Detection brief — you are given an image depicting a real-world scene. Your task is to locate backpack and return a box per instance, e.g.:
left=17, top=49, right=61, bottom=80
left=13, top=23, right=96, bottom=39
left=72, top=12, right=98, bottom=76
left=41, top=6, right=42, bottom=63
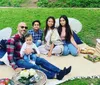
left=0, top=39, right=7, bottom=51
left=0, top=39, right=7, bottom=65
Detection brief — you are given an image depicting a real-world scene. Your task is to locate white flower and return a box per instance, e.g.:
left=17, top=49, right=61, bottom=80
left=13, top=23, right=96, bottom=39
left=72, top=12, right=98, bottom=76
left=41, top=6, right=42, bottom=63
left=19, top=70, right=29, bottom=78
left=29, top=69, right=36, bottom=76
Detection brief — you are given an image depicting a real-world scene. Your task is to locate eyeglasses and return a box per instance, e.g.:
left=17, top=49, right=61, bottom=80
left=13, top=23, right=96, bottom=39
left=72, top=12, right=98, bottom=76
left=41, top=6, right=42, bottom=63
left=20, top=26, right=28, bottom=29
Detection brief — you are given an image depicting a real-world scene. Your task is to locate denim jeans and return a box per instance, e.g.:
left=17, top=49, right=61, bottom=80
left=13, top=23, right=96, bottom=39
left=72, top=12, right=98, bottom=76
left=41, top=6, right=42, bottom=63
left=16, top=57, right=60, bottom=79
left=62, top=40, right=78, bottom=56
left=24, top=54, right=37, bottom=62
left=35, top=40, right=42, bottom=47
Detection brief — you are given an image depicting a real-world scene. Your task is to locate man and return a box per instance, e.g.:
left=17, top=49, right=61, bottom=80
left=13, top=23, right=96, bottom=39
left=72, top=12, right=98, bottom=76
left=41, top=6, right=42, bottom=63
left=6, top=22, right=28, bottom=72
left=28, top=20, right=43, bottom=47
left=6, top=22, right=71, bottom=80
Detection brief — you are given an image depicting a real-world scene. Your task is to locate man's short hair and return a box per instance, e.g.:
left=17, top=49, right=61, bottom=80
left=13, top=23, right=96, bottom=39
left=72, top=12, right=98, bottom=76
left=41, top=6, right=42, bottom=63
left=32, top=20, right=41, bottom=26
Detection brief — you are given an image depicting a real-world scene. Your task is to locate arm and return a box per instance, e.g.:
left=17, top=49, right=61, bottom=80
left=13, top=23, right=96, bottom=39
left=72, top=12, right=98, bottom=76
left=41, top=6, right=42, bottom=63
left=6, top=38, right=18, bottom=70
left=48, top=43, right=54, bottom=57
left=70, top=36, right=80, bottom=53
left=20, top=43, right=26, bottom=57
left=33, top=44, right=40, bottom=55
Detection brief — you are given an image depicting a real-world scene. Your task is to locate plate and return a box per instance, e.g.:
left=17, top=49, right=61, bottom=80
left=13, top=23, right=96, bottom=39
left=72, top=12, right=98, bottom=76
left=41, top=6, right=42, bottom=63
left=12, top=70, right=47, bottom=85
left=0, top=78, right=14, bottom=85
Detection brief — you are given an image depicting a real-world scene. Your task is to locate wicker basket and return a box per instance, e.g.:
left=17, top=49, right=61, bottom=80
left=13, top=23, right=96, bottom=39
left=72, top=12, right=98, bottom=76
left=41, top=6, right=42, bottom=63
left=12, top=70, right=47, bottom=85
left=96, top=39, right=100, bottom=54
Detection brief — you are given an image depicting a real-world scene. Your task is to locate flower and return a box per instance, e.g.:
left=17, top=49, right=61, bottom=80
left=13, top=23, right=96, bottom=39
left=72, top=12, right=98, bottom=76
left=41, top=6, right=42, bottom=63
left=19, top=70, right=29, bottom=78
left=29, top=69, right=36, bottom=76
left=18, top=69, right=39, bottom=84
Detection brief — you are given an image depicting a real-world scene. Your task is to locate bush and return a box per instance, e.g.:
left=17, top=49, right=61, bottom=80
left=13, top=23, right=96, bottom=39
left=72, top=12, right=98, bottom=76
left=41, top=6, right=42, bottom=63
left=0, top=0, right=25, bottom=7
left=37, top=0, right=100, bottom=8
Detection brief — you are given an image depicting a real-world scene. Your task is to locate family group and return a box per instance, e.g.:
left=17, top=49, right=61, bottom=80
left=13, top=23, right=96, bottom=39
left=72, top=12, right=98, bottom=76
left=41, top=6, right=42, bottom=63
left=0, top=15, right=82, bottom=80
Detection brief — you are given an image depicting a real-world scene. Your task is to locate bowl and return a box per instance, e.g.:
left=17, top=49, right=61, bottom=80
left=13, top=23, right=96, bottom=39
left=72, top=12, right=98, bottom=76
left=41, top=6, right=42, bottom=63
left=12, top=70, right=47, bottom=85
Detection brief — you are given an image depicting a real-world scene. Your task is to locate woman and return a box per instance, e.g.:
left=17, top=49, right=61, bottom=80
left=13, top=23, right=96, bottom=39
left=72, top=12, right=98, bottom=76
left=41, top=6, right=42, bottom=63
left=57, top=15, right=80, bottom=56
left=38, top=16, right=63, bottom=57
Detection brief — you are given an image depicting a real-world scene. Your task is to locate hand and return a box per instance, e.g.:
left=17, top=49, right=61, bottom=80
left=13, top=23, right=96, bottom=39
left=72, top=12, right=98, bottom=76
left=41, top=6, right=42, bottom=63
left=77, top=47, right=80, bottom=54
left=24, top=48, right=33, bottom=54
left=15, top=68, right=25, bottom=73
left=48, top=52, right=52, bottom=57
left=37, top=54, right=40, bottom=57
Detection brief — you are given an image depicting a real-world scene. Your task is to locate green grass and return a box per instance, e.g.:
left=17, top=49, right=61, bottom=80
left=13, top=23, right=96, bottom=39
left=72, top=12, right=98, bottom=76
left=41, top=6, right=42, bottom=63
left=0, top=8, right=100, bottom=46
left=59, top=78, right=100, bottom=85
left=0, top=8, right=100, bottom=85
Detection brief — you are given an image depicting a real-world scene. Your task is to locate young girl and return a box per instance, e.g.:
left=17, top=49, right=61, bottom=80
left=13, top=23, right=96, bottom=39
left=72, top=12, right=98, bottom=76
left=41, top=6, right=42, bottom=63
left=38, top=16, right=63, bottom=57
left=57, top=15, right=80, bottom=56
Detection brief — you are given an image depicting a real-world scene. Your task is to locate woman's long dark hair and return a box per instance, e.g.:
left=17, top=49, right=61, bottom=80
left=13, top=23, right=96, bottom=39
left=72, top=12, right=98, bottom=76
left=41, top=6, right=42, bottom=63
left=44, top=16, right=55, bottom=39
left=58, top=15, right=72, bottom=42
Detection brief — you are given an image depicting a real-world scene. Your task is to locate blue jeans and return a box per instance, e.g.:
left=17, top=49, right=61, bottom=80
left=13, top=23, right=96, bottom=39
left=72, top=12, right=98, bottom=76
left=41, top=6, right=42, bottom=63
left=24, top=54, right=37, bottom=62
left=16, top=57, right=60, bottom=79
left=35, top=40, right=42, bottom=47
left=62, top=41, right=78, bottom=56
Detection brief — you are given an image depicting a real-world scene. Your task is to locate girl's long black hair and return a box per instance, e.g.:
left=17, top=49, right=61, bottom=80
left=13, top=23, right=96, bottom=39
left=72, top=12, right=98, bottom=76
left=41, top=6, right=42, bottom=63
left=44, top=16, right=55, bottom=39
left=58, top=15, right=72, bottom=42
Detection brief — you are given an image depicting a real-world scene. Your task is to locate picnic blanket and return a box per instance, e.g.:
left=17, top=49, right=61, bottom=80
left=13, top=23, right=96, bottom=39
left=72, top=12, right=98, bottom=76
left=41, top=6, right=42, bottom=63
left=0, top=43, right=100, bottom=85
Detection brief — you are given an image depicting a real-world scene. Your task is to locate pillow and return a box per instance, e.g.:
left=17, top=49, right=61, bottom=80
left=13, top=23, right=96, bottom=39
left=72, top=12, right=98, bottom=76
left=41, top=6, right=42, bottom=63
left=73, top=31, right=83, bottom=44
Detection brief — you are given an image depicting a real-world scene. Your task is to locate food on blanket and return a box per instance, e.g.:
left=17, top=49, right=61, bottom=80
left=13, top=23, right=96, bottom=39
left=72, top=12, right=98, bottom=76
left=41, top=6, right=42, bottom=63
left=84, top=54, right=100, bottom=62
left=87, top=49, right=95, bottom=54
left=0, top=78, right=14, bottom=85
left=80, top=47, right=95, bottom=54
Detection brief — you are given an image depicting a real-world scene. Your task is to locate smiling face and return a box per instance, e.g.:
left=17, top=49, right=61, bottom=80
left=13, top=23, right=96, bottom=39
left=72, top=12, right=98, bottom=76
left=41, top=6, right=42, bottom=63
left=25, top=35, right=33, bottom=45
left=47, top=18, right=54, bottom=28
left=60, top=18, right=66, bottom=27
left=33, top=22, right=40, bottom=31
left=17, top=22, right=27, bottom=36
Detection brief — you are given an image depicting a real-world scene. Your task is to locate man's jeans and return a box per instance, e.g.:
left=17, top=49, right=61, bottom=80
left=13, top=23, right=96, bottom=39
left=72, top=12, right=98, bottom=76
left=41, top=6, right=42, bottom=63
left=62, top=41, right=78, bottom=56
left=16, top=57, right=60, bottom=79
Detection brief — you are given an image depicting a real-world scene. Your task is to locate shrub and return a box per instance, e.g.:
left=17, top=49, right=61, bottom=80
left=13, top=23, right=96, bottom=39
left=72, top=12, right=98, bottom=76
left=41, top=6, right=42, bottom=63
left=0, top=0, right=25, bottom=7
left=37, top=0, right=100, bottom=8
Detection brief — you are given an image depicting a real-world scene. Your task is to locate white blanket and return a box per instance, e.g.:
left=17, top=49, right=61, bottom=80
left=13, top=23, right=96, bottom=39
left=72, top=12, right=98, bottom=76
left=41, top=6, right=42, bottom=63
left=0, top=44, right=100, bottom=85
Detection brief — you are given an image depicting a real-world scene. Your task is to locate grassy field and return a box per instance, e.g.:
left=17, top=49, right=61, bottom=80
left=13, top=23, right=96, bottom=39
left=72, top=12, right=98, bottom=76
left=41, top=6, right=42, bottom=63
left=0, top=8, right=100, bottom=47
left=0, top=8, right=100, bottom=85
left=59, top=78, right=100, bottom=85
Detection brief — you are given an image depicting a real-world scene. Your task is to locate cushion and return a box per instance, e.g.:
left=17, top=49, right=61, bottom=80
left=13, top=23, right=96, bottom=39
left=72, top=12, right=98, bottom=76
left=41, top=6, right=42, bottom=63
left=73, top=31, right=83, bottom=44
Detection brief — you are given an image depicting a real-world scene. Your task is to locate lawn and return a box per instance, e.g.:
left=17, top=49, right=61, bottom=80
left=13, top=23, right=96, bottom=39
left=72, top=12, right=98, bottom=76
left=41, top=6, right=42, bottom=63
left=0, top=8, right=100, bottom=85
left=0, top=8, right=100, bottom=46
left=59, top=77, right=100, bottom=85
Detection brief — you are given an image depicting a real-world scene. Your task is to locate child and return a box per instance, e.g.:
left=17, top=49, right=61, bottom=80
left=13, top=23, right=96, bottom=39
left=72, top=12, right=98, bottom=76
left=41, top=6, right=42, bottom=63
left=28, top=20, right=43, bottom=47
left=20, top=33, right=40, bottom=64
